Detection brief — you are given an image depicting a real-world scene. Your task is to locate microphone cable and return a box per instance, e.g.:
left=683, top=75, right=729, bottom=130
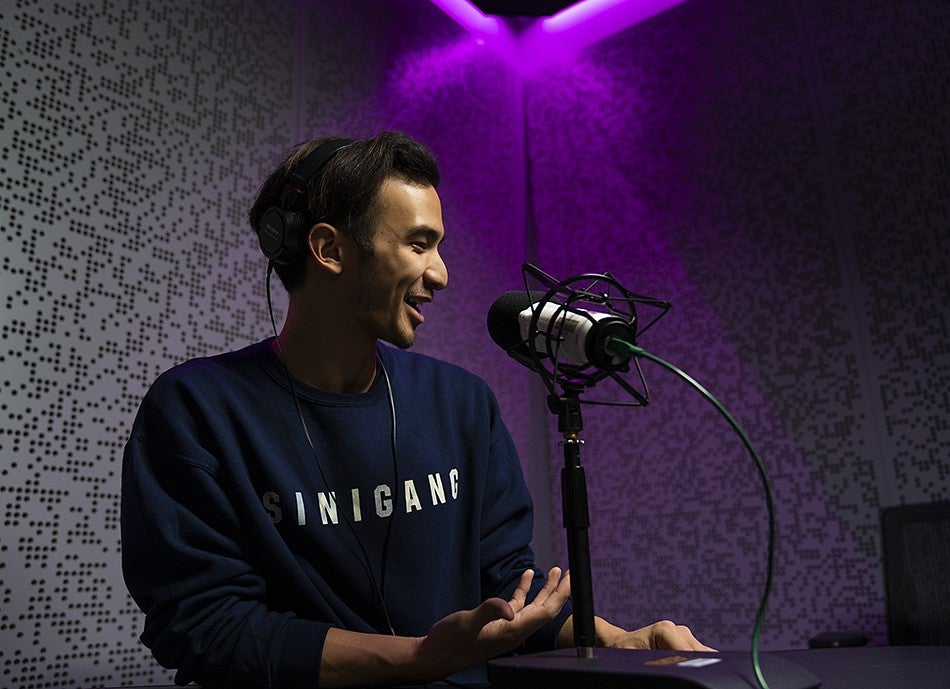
left=265, top=263, right=398, bottom=636
left=606, top=336, right=775, bottom=689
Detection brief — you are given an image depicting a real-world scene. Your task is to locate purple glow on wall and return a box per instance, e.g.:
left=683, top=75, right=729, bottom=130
left=401, top=0, right=925, bottom=650
left=429, top=0, right=689, bottom=71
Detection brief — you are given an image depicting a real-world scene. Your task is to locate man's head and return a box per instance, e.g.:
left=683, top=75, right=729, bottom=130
left=249, top=131, right=441, bottom=294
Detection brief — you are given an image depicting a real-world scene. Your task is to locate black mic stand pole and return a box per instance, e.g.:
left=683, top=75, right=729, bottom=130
left=549, top=386, right=596, bottom=659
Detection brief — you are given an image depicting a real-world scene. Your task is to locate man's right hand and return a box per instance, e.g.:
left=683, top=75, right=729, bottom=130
left=414, top=567, right=571, bottom=679
left=319, top=567, right=571, bottom=687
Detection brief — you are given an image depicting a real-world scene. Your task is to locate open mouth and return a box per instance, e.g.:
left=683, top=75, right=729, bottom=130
left=404, top=296, right=424, bottom=320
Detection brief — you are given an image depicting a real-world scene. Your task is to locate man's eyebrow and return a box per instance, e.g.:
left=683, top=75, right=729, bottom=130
left=408, top=226, right=445, bottom=244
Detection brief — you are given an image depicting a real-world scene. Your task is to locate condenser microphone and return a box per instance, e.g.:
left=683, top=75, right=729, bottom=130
left=487, top=291, right=637, bottom=371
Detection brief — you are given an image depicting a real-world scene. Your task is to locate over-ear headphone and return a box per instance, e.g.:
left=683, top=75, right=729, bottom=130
left=257, top=138, right=354, bottom=265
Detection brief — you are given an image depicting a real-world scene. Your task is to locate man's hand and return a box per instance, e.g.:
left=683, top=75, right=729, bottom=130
left=558, top=615, right=717, bottom=652
left=320, top=568, right=570, bottom=687
left=415, top=567, right=571, bottom=680
left=602, top=619, right=717, bottom=651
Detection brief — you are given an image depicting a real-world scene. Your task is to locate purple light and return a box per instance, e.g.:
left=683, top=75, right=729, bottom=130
left=427, top=0, right=519, bottom=65
left=427, top=0, right=503, bottom=37
left=543, top=0, right=685, bottom=33
left=429, top=0, right=688, bottom=72
left=544, top=0, right=631, bottom=30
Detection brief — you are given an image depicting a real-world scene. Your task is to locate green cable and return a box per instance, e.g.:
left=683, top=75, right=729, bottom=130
left=608, top=337, right=775, bottom=689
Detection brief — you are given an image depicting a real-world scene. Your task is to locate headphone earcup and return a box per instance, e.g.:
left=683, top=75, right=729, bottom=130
left=258, top=206, right=304, bottom=265
left=258, top=138, right=353, bottom=266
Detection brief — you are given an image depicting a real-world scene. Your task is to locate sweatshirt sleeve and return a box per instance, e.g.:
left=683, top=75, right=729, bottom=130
left=477, top=389, right=573, bottom=654
left=121, top=384, right=329, bottom=689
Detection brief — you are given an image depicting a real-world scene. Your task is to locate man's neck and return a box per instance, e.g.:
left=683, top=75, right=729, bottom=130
left=272, top=319, right=379, bottom=395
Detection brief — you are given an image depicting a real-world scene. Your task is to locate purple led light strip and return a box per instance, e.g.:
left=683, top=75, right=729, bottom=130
left=429, top=0, right=688, bottom=70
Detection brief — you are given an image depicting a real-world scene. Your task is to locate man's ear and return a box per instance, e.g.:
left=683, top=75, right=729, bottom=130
left=306, top=223, right=346, bottom=275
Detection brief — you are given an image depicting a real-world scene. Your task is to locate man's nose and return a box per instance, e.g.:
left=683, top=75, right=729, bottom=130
left=425, top=250, right=448, bottom=291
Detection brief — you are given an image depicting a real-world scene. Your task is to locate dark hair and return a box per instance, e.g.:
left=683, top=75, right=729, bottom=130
left=249, top=131, right=440, bottom=293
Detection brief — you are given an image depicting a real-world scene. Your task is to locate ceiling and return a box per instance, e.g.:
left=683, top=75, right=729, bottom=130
left=469, top=1, right=578, bottom=16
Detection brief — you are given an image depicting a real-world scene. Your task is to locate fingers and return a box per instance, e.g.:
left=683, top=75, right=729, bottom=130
left=607, top=620, right=716, bottom=652
left=471, top=597, right=516, bottom=628
left=521, top=567, right=559, bottom=605
left=471, top=567, right=572, bottom=643
left=536, top=567, right=570, bottom=608
left=508, top=566, right=569, bottom=612
left=649, top=620, right=717, bottom=652
left=508, top=569, right=534, bottom=611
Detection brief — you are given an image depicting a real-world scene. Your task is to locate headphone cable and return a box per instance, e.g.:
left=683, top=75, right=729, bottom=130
left=265, top=263, right=397, bottom=636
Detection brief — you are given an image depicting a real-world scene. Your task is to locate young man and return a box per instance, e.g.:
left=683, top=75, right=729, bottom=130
left=121, top=132, right=711, bottom=689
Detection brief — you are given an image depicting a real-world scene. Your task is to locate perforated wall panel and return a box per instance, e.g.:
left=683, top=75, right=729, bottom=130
left=2, top=0, right=297, bottom=686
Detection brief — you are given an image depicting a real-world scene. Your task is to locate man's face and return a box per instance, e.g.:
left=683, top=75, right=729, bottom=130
left=350, top=177, right=448, bottom=349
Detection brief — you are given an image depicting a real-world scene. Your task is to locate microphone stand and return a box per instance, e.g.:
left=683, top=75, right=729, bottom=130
left=549, top=385, right=596, bottom=658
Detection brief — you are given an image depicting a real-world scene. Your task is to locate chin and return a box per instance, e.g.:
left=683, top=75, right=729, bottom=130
left=383, top=327, right=417, bottom=350
left=387, top=337, right=415, bottom=350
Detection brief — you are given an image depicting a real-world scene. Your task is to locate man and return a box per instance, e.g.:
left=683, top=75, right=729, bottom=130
left=121, top=131, right=711, bottom=689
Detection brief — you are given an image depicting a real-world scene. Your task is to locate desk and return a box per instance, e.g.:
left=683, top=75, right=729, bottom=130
left=487, top=646, right=950, bottom=689
left=101, top=646, right=950, bottom=688
left=773, top=646, right=950, bottom=689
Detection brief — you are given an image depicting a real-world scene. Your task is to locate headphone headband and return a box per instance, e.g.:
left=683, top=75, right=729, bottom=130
left=285, top=138, right=354, bottom=196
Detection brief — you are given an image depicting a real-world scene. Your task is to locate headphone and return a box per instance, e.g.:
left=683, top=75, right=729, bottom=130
left=264, top=266, right=400, bottom=636
left=257, top=138, right=354, bottom=265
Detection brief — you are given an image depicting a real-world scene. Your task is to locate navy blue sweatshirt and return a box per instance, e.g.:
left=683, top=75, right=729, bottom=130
left=121, top=340, right=569, bottom=687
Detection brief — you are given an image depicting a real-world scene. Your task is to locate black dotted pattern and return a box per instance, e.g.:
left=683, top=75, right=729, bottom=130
left=1, top=0, right=297, bottom=686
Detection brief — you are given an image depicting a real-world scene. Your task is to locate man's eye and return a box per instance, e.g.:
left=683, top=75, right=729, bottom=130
left=411, top=241, right=428, bottom=250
